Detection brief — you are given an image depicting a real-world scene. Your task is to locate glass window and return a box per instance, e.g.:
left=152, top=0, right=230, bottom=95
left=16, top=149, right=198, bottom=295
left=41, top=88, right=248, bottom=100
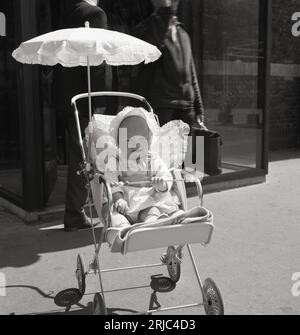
left=110, top=0, right=266, bottom=176
left=0, top=2, right=22, bottom=198
left=37, top=0, right=65, bottom=207
left=198, top=0, right=264, bottom=173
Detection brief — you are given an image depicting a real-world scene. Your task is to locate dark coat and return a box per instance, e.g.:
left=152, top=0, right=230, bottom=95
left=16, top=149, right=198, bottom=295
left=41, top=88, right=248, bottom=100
left=131, top=7, right=204, bottom=122
left=53, top=1, right=112, bottom=118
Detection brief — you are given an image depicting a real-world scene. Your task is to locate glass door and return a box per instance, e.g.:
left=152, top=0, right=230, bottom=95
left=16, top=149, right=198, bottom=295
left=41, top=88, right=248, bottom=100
left=37, top=0, right=62, bottom=207
left=180, top=0, right=268, bottom=176
left=0, top=1, right=23, bottom=203
left=201, top=0, right=265, bottom=173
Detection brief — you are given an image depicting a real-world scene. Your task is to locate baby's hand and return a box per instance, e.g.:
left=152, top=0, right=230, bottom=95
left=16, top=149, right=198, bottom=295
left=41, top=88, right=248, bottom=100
left=115, top=199, right=129, bottom=215
left=152, top=177, right=168, bottom=192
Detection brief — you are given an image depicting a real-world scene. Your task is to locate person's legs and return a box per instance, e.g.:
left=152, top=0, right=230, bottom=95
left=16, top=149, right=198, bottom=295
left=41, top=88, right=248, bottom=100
left=154, top=108, right=175, bottom=126
left=155, top=108, right=197, bottom=128
left=64, top=113, right=90, bottom=230
left=173, top=108, right=196, bottom=129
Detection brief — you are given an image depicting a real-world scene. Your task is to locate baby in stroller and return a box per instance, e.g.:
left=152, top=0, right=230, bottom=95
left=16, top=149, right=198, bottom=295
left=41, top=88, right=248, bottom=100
left=69, top=93, right=222, bottom=315
left=104, top=107, right=181, bottom=227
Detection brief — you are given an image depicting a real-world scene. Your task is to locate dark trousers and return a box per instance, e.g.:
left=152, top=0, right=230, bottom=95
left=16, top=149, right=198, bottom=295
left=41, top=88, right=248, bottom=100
left=155, top=107, right=196, bottom=129
left=63, top=112, right=89, bottom=228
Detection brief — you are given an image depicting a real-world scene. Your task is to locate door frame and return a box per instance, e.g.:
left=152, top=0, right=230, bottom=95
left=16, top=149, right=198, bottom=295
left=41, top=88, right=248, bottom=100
left=15, top=0, right=45, bottom=211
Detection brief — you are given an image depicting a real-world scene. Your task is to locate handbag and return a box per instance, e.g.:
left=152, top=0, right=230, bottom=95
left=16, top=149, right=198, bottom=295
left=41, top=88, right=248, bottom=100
left=191, top=127, right=223, bottom=176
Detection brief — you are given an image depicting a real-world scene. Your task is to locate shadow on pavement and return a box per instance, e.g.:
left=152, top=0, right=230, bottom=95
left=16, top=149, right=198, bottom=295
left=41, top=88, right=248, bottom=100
left=0, top=224, right=103, bottom=268
left=44, top=305, right=141, bottom=315
left=5, top=276, right=176, bottom=315
left=4, top=285, right=146, bottom=315
left=5, top=284, right=55, bottom=300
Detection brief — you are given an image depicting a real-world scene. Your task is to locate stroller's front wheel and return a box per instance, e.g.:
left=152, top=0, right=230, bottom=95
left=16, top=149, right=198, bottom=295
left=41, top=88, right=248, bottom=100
left=203, top=278, right=224, bottom=315
left=76, top=254, right=86, bottom=295
left=93, top=293, right=107, bottom=315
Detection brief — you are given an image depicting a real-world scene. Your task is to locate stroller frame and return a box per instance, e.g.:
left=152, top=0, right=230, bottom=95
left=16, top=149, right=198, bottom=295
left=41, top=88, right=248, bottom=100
left=71, top=92, right=224, bottom=315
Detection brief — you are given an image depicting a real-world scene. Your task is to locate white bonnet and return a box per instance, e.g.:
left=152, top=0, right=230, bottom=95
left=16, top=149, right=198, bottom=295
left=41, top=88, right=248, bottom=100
left=110, top=106, right=160, bottom=144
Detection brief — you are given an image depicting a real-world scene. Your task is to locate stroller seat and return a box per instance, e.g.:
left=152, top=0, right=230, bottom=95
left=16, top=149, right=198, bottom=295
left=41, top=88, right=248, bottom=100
left=87, top=109, right=214, bottom=255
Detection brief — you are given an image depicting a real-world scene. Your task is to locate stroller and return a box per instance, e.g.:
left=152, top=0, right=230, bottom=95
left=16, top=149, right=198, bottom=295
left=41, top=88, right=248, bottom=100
left=71, top=91, right=224, bottom=315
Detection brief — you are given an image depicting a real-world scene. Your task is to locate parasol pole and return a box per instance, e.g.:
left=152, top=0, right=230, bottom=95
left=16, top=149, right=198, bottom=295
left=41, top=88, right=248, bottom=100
left=84, top=23, right=99, bottom=265
left=85, top=21, right=93, bottom=122
left=87, top=57, right=92, bottom=121
left=85, top=21, right=93, bottom=169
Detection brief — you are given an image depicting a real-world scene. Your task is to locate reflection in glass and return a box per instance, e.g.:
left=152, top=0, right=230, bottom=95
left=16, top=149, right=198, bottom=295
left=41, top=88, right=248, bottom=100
left=182, top=0, right=264, bottom=173
left=0, top=2, right=22, bottom=198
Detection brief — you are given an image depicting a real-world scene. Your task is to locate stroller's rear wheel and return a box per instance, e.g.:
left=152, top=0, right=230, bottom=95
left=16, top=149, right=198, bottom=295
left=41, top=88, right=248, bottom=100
left=203, top=278, right=224, bottom=315
left=76, top=254, right=86, bottom=295
left=165, top=246, right=181, bottom=283
left=93, top=293, right=106, bottom=315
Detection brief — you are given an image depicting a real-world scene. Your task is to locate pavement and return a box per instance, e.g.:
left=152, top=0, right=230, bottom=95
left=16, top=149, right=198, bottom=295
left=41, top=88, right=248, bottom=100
left=1, top=156, right=300, bottom=315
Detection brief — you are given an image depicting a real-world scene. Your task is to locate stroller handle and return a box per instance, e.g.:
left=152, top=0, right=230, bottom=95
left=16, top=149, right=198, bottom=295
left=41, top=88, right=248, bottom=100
left=71, top=91, right=154, bottom=115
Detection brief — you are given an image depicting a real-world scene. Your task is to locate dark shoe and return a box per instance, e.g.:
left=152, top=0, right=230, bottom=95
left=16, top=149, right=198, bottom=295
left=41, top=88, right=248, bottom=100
left=64, top=220, right=99, bottom=232
left=64, top=213, right=101, bottom=232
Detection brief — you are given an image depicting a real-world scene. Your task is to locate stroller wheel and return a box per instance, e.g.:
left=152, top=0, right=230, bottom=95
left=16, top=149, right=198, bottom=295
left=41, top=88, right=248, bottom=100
left=93, top=293, right=106, bottom=315
left=203, top=278, right=224, bottom=315
left=76, top=254, right=86, bottom=295
left=166, top=246, right=181, bottom=283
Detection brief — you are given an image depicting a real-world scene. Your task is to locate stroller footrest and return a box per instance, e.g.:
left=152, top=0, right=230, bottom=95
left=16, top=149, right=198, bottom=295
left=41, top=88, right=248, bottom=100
left=123, top=221, right=214, bottom=254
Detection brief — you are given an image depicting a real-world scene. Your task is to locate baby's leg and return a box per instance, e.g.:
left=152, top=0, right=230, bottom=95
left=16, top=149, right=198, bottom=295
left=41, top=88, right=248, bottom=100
left=138, top=207, right=166, bottom=223
left=111, top=212, right=131, bottom=228
left=102, top=203, right=131, bottom=228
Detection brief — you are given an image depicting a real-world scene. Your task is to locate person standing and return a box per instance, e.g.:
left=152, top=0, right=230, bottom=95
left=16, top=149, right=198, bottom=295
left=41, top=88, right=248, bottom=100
left=131, top=0, right=206, bottom=129
left=53, top=0, right=112, bottom=232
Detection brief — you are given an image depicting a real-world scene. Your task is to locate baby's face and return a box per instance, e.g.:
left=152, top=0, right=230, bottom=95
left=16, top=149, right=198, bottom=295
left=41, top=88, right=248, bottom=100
left=118, top=116, right=151, bottom=158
